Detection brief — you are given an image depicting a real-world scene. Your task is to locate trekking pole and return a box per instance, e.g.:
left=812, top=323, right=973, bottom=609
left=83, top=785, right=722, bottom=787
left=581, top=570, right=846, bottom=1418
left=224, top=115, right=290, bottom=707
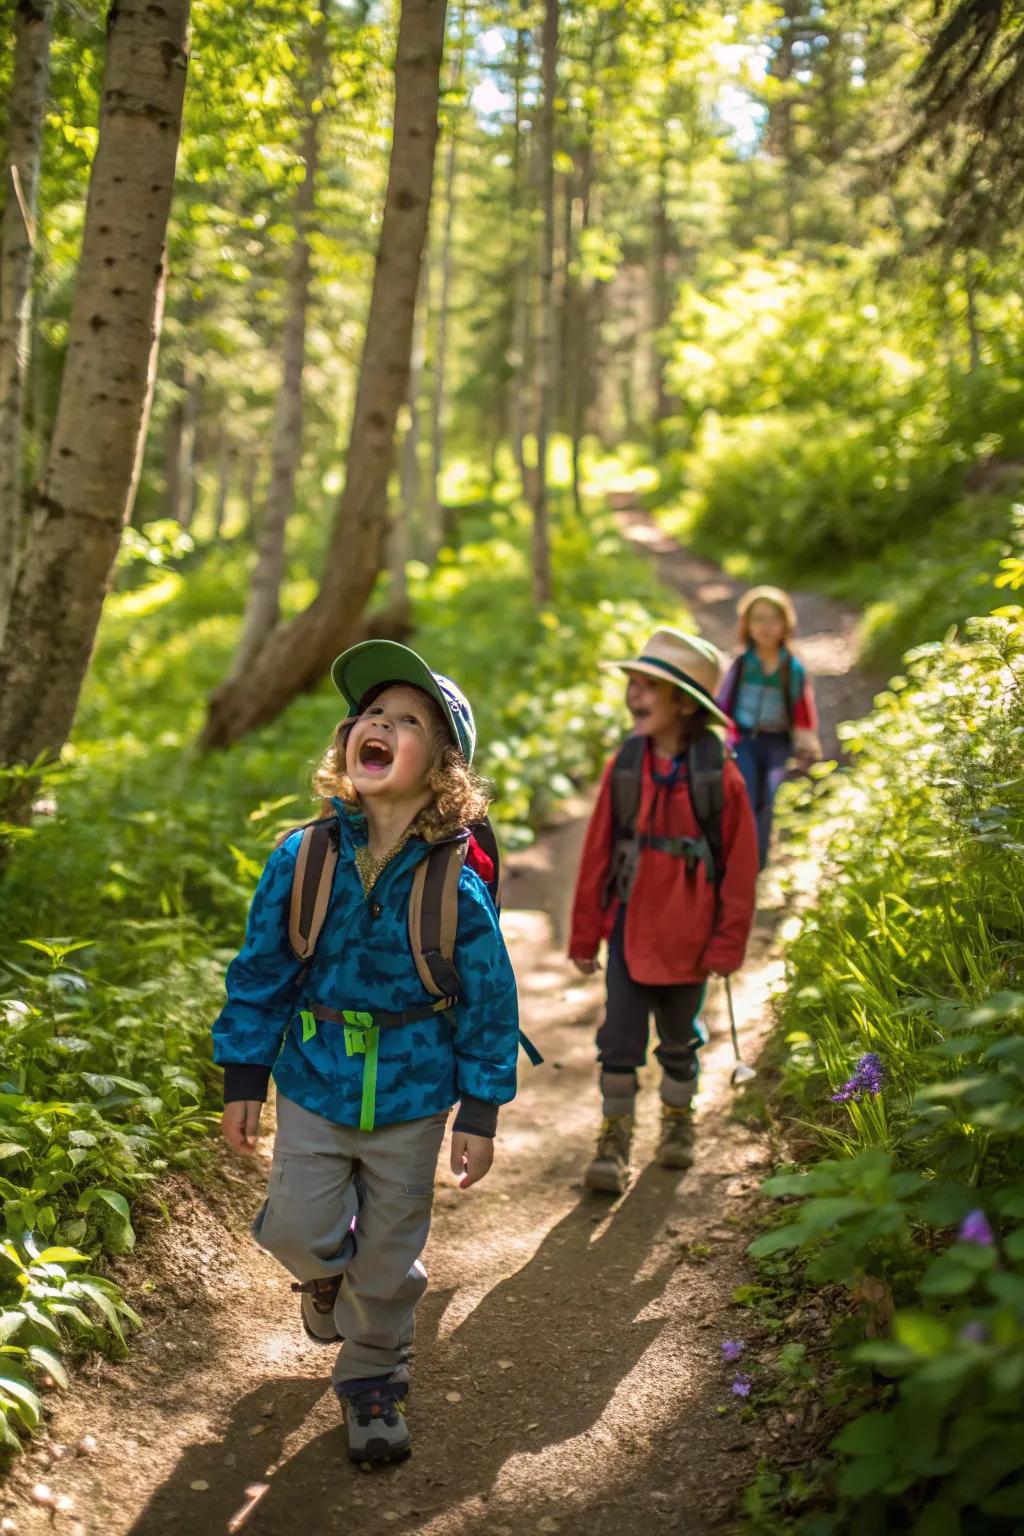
left=724, top=977, right=757, bottom=1086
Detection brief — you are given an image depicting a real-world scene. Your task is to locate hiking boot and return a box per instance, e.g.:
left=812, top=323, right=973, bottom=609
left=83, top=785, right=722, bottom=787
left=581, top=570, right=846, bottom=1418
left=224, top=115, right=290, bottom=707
left=657, top=1105, right=696, bottom=1169
left=339, top=1380, right=411, bottom=1466
left=584, top=1115, right=633, bottom=1194
left=292, top=1276, right=343, bottom=1344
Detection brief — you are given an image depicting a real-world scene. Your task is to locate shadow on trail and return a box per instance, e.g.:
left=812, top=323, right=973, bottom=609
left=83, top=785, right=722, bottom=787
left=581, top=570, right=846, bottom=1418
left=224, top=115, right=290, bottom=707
left=125, top=1164, right=688, bottom=1534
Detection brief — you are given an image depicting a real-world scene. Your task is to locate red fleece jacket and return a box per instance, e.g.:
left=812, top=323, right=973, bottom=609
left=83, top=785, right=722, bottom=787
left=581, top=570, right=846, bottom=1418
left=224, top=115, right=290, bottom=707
left=569, top=747, right=758, bottom=984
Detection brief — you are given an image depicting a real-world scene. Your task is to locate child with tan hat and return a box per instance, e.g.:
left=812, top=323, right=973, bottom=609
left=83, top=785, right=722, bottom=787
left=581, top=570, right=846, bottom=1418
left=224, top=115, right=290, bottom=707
left=718, top=586, right=821, bottom=870
left=568, top=628, right=759, bottom=1193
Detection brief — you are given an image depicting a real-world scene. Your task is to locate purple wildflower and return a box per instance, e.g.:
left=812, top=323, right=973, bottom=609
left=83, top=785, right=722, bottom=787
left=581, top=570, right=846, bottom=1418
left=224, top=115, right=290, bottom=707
left=721, top=1339, right=745, bottom=1363
left=958, top=1209, right=995, bottom=1247
left=831, top=1052, right=886, bottom=1104
left=958, top=1320, right=988, bottom=1344
left=731, top=1374, right=752, bottom=1398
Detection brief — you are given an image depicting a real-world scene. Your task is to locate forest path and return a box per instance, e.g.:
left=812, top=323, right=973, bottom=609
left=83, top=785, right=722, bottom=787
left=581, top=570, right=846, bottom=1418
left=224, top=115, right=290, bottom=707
left=3, top=508, right=877, bottom=1536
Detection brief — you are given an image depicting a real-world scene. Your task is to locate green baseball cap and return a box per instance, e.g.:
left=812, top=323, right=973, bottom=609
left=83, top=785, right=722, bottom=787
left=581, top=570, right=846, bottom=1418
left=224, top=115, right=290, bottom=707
left=331, top=640, right=477, bottom=764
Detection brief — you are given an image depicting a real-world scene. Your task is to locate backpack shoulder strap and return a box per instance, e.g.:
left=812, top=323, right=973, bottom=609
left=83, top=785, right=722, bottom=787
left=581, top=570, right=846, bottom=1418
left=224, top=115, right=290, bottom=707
left=408, top=838, right=468, bottom=999
left=468, top=815, right=502, bottom=909
left=610, top=734, right=647, bottom=834
left=720, top=653, right=747, bottom=722
left=687, top=728, right=726, bottom=885
left=288, top=817, right=340, bottom=961
left=780, top=650, right=795, bottom=729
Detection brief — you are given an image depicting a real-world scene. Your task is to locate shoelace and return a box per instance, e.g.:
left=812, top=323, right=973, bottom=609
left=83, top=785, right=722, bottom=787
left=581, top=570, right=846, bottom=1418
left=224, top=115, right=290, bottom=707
left=345, top=1384, right=407, bottom=1423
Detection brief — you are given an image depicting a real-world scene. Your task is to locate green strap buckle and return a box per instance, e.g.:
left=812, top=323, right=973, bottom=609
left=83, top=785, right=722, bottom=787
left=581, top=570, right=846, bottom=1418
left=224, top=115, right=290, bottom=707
left=340, top=1011, right=379, bottom=1132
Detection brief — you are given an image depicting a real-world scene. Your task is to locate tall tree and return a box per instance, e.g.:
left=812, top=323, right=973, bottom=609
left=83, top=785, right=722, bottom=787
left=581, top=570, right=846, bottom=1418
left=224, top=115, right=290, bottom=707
left=0, top=0, right=191, bottom=822
left=427, top=3, right=466, bottom=556
left=200, top=0, right=448, bottom=750
left=221, top=9, right=329, bottom=688
left=0, top=0, right=54, bottom=637
left=531, top=0, right=558, bottom=609
left=507, top=23, right=532, bottom=499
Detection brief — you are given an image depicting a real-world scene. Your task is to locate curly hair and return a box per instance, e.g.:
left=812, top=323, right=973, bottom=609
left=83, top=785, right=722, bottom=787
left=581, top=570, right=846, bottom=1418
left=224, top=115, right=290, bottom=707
left=311, top=692, right=490, bottom=841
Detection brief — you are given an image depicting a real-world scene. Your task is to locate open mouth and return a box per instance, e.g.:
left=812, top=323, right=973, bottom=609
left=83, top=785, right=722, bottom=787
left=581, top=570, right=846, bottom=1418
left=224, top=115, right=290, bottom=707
left=358, top=738, right=394, bottom=770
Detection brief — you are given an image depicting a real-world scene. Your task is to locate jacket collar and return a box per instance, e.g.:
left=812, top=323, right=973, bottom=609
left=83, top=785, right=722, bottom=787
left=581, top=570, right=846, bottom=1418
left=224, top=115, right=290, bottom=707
left=328, top=796, right=469, bottom=860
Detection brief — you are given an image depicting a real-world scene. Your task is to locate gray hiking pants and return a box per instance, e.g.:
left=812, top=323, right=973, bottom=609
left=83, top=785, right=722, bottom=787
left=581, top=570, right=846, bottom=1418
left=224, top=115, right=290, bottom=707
left=253, top=1093, right=448, bottom=1386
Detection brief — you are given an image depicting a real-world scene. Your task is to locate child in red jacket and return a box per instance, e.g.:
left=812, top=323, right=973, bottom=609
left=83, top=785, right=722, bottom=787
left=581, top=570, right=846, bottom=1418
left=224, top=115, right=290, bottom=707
left=569, top=629, right=758, bottom=1193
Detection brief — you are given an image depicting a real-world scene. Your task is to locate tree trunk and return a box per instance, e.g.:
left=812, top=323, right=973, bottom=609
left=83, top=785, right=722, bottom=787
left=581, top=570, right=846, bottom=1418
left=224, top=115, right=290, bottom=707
left=0, top=0, right=54, bottom=638
left=0, top=0, right=190, bottom=820
left=965, top=252, right=981, bottom=374
left=221, top=14, right=327, bottom=687
left=428, top=7, right=465, bottom=554
left=530, top=0, right=558, bottom=609
left=176, top=365, right=200, bottom=527
left=212, top=428, right=233, bottom=540
left=651, top=41, right=675, bottom=444
left=571, top=140, right=594, bottom=521
left=199, top=0, right=447, bottom=751
left=390, top=255, right=429, bottom=608
left=507, top=26, right=531, bottom=497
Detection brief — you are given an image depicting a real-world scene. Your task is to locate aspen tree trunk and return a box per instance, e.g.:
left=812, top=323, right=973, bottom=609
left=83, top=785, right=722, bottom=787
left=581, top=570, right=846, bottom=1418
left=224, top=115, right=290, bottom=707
left=221, top=13, right=327, bottom=687
left=212, top=429, right=233, bottom=540
left=530, top=0, right=558, bottom=609
left=651, top=74, right=673, bottom=441
left=199, top=0, right=447, bottom=750
left=428, top=6, right=465, bottom=554
left=0, top=0, right=190, bottom=823
left=175, top=365, right=200, bottom=527
left=570, top=140, right=594, bottom=521
left=0, top=0, right=54, bottom=637
left=390, top=256, right=429, bottom=608
left=507, top=25, right=530, bottom=497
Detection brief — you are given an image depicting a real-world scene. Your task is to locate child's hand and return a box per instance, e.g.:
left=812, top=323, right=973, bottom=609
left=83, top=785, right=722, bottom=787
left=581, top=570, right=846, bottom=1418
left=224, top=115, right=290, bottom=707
left=572, top=957, right=600, bottom=976
left=222, top=1100, right=263, bottom=1155
left=450, top=1131, right=494, bottom=1190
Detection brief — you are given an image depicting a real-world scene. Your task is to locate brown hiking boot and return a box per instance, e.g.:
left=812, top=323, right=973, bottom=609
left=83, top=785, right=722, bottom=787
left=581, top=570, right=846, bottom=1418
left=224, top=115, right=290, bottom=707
left=656, top=1105, right=696, bottom=1169
left=292, top=1275, right=343, bottom=1344
left=584, top=1115, right=633, bottom=1194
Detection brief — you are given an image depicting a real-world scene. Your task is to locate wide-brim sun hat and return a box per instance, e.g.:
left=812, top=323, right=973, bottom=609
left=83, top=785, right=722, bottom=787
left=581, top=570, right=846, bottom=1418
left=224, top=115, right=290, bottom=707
left=601, top=628, right=732, bottom=729
left=331, top=640, right=476, bottom=764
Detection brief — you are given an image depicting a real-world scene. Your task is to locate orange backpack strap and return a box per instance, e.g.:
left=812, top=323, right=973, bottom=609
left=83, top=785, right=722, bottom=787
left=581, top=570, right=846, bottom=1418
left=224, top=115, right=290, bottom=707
left=288, top=818, right=339, bottom=961
left=408, top=839, right=468, bottom=1000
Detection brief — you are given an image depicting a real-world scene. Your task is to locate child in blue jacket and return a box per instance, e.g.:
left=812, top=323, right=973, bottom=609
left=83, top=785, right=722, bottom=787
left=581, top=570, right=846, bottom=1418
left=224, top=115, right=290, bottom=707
left=214, top=640, right=519, bottom=1466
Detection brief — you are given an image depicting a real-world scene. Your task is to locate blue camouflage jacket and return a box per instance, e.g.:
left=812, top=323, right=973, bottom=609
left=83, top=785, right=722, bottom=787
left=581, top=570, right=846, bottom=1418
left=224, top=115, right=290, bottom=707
left=212, top=799, right=520, bottom=1134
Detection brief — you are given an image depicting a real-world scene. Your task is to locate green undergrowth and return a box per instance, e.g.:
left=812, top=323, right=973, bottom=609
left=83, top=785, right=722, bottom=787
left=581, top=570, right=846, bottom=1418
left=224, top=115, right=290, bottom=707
left=738, top=598, right=1024, bottom=1533
left=651, top=443, right=1023, bottom=672
left=0, top=455, right=682, bottom=1456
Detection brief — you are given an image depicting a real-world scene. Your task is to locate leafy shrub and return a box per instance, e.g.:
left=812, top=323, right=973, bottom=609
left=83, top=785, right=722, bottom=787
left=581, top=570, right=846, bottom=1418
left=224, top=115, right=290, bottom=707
left=747, top=605, right=1024, bottom=1530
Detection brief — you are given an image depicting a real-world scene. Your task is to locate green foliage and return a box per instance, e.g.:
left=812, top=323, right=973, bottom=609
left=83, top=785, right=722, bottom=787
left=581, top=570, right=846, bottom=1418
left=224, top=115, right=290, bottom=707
left=746, top=605, right=1024, bottom=1530
left=655, top=248, right=1024, bottom=667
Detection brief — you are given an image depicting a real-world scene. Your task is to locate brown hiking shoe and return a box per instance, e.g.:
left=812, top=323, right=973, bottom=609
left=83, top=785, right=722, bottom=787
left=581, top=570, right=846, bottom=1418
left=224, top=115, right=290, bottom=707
left=656, top=1105, right=696, bottom=1169
left=584, top=1115, right=633, bottom=1194
left=292, top=1275, right=343, bottom=1344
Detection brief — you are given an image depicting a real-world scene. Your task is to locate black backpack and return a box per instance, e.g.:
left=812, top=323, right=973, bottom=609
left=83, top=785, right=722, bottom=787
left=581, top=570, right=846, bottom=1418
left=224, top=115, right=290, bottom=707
left=601, top=729, right=726, bottom=909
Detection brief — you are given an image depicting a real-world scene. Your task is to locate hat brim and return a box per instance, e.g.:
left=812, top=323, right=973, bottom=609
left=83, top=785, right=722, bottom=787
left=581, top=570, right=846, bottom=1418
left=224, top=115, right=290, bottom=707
left=331, top=640, right=461, bottom=751
left=600, top=658, right=733, bottom=730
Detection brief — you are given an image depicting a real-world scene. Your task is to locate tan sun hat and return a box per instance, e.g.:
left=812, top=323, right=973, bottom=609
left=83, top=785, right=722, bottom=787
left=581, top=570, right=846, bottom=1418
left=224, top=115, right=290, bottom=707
left=601, top=628, right=731, bottom=728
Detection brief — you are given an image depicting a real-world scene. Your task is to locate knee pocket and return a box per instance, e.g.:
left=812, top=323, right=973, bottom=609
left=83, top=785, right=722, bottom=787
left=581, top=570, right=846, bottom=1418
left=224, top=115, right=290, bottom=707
left=253, top=1155, right=357, bottom=1271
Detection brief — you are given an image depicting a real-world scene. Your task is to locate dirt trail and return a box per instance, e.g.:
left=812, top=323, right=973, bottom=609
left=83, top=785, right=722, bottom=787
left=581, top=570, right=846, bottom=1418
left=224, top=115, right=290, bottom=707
left=3, top=511, right=877, bottom=1536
